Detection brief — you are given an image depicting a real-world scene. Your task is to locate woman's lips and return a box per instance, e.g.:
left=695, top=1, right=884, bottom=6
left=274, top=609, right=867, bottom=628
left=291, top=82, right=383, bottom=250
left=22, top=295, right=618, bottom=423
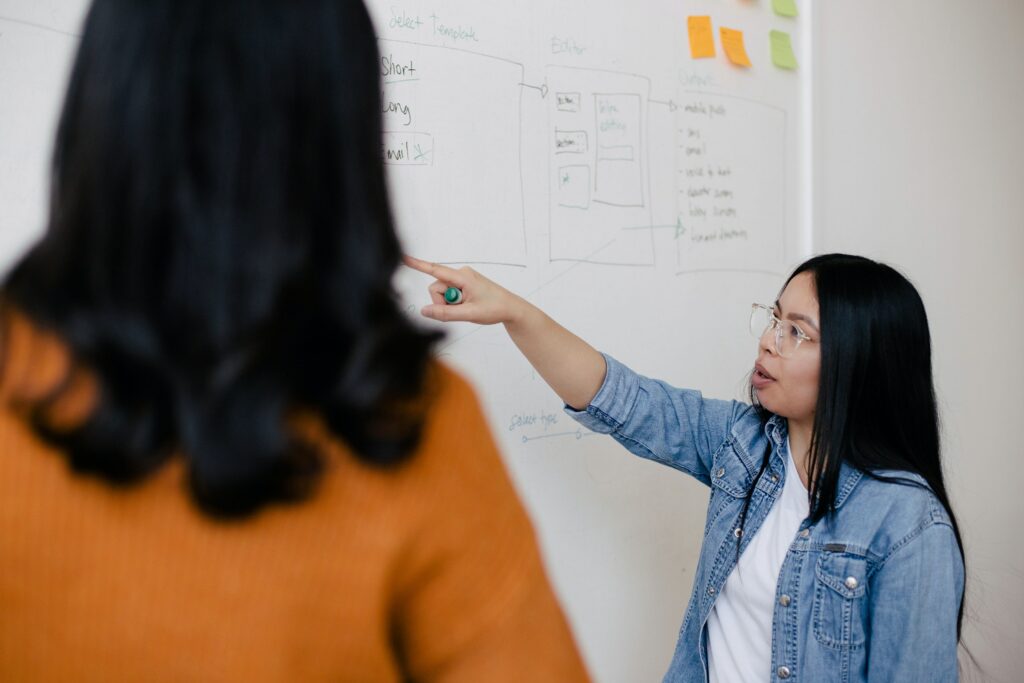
left=753, top=363, right=776, bottom=388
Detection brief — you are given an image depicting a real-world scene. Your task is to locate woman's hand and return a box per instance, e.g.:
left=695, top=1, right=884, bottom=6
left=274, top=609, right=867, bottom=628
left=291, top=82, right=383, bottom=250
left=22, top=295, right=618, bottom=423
left=402, top=255, right=606, bottom=410
left=402, top=256, right=525, bottom=326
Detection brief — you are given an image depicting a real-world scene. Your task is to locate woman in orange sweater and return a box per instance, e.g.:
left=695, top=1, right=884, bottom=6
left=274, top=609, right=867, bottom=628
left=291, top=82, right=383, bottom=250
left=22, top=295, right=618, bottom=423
left=0, top=1, right=589, bottom=681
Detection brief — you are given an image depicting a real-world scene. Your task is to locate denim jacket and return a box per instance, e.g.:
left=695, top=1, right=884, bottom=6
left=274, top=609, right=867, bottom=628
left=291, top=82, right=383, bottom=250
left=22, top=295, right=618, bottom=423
left=565, top=354, right=964, bottom=683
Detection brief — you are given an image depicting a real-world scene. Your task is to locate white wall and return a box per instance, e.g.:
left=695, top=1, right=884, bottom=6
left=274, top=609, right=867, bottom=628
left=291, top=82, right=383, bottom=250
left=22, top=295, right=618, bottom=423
left=813, top=2, right=1024, bottom=680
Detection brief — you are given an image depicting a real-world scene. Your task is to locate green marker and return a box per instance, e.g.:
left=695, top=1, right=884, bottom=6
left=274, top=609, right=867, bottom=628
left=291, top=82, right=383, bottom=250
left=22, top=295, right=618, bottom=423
left=444, top=286, right=463, bottom=305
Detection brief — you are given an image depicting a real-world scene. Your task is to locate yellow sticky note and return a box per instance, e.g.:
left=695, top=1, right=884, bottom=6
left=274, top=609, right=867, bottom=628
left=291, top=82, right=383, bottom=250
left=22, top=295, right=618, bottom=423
left=773, top=0, right=799, bottom=18
left=687, top=16, right=716, bottom=59
left=720, top=27, right=751, bottom=67
left=769, top=30, right=798, bottom=69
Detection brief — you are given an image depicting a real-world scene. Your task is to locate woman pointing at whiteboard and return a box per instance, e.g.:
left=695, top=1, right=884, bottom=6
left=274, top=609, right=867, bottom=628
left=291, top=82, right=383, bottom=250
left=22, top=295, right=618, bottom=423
left=405, top=253, right=968, bottom=682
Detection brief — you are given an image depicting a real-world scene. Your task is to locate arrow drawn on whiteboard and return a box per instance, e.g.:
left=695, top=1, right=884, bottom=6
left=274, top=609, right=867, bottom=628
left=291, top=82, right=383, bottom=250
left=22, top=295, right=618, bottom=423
left=519, top=80, right=549, bottom=98
left=521, top=428, right=597, bottom=443
left=648, top=97, right=678, bottom=112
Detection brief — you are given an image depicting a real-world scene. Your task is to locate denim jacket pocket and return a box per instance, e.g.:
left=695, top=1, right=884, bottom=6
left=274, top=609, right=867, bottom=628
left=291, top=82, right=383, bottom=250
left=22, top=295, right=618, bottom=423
left=708, top=440, right=751, bottom=498
left=704, top=441, right=751, bottom=531
left=812, top=551, right=869, bottom=650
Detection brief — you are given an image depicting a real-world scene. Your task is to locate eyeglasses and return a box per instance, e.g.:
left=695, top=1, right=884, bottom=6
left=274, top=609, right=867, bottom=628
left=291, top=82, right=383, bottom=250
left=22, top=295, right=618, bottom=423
left=749, top=303, right=816, bottom=358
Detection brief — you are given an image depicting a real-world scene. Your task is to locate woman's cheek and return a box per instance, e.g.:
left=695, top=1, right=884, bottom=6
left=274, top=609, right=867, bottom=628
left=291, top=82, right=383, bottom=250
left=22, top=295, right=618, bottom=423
left=800, top=369, right=820, bottom=412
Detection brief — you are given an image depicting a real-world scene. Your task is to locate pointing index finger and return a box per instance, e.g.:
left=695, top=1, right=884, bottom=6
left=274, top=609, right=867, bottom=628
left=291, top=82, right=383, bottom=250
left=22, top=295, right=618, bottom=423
left=402, top=255, right=468, bottom=288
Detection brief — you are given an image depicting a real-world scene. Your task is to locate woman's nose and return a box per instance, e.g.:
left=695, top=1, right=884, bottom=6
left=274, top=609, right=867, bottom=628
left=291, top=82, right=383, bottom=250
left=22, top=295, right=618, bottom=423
left=759, top=326, right=777, bottom=355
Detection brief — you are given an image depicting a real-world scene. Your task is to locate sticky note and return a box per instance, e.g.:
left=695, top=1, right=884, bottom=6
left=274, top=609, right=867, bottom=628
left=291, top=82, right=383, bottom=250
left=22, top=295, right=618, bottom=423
left=687, top=16, right=716, bottom=59
left=773, top=0, right=799, bottom=18
left=720, top=28, right=751, bottom=67
left=770, top=30, right=798, bottom=69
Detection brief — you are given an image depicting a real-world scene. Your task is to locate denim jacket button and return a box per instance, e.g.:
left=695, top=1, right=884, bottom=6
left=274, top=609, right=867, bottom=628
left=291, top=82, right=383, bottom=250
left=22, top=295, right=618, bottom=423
left=844, top=576, right=859, bottom=589
left=771, top=473, right=779, bottom=482
left=707, top=586, right=716, bottom=595
left=777, top=665, right=791, bottom=679
left=799, top=528, right=810, bottom=538
left=716, top=467, right=725, bottom=477
left=779, top=594, right=791, bottom=607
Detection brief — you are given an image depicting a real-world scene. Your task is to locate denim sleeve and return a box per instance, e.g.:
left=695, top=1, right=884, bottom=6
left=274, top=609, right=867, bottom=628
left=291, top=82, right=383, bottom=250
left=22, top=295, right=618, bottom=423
left=865, top=521, right=964, bottom=682
left=563, top=353, right=750, bottom=487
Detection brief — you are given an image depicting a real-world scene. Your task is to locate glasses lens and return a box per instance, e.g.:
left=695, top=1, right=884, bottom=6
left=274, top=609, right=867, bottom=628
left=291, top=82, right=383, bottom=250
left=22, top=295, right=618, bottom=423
left=749, top=305, right=771, bottom=339
left=776, top=320, right=802, bottom=357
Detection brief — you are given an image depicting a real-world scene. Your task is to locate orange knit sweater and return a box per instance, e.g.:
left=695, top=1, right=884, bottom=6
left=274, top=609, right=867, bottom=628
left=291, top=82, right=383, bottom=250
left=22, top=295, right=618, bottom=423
left=0, top=309, right=590, bottom=682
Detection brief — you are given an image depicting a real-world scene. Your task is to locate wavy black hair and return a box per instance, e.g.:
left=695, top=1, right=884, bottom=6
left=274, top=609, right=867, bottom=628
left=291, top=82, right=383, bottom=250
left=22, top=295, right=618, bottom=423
left=0, top=0, right=442, bottom=517
left=734, top=254, right=969, bottom=644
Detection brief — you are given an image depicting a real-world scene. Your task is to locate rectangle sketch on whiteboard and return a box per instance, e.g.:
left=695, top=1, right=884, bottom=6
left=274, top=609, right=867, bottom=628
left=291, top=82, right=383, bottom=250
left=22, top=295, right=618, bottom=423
left=556, top=92, right=581, bottom=112
left=675, top=92, right=787, bottom=274
left=594, top=93, right=643, bottom=207
left=547, top=67, right=654, bottom=266
left=554, top=129, right=588, bottom=155
left=557, top=165, right=591, bottom=209
left=381, top=40, right=527, bottom=266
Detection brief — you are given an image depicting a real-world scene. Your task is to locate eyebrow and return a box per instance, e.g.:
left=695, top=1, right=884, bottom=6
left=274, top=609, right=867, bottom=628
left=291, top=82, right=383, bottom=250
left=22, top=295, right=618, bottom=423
left=774, top=300, right=819, bottom=333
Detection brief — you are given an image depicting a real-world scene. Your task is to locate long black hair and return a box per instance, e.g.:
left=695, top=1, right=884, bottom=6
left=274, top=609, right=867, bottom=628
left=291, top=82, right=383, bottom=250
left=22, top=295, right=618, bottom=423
left=734, top=254, right=968, bottom=642
left=0, top=0, right=441, bottom=517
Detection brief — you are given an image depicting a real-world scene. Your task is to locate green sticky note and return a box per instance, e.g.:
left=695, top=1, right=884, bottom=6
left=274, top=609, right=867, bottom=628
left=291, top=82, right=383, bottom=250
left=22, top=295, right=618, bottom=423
left=773, top=0, right=798, bottom=18
left=770, top=30, right=798, bottom=70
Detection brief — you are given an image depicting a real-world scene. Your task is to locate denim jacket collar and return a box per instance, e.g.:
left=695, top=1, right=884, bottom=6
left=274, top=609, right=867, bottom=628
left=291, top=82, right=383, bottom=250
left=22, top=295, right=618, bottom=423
left=763, top=414, right=863, bottom=509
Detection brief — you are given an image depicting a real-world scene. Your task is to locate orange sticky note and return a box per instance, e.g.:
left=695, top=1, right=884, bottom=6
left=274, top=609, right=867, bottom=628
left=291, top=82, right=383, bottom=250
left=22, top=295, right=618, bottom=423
left=720, top=27, right=752, bottom=67
left=687, top=16, right=716, bottom=59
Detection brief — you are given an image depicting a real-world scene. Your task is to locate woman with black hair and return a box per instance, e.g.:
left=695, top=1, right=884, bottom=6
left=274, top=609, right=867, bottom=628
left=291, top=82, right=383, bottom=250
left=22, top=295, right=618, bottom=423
left=0, top=1, right=590, bottom=680
left=406, top=252, right=968, bottom=682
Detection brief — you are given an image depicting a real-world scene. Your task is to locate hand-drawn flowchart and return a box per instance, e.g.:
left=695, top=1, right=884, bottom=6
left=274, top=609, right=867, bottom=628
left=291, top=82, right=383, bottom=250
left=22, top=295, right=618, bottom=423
left=374, top=39, right=791, bottom=275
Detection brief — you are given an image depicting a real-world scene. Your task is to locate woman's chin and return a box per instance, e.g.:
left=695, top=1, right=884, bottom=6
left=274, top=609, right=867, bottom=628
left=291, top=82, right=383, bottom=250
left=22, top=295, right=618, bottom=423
left=754, top=389, right=773, bottom=409
left=755, top=393, right=787, bottom=417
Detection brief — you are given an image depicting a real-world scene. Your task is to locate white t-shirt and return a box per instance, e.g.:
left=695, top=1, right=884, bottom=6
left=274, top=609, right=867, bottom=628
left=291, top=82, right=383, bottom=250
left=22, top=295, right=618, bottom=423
left=707, top=437, right=809, bottom=683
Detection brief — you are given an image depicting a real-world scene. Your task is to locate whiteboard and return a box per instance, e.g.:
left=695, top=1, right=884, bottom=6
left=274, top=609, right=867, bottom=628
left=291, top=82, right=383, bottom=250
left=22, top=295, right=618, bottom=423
left=0, top=1, right=811, bottom=680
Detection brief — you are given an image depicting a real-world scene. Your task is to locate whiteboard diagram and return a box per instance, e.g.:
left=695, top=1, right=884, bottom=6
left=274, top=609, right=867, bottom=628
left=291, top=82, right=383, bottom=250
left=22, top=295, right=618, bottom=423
left=547, top=67, right=655, bottom=266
